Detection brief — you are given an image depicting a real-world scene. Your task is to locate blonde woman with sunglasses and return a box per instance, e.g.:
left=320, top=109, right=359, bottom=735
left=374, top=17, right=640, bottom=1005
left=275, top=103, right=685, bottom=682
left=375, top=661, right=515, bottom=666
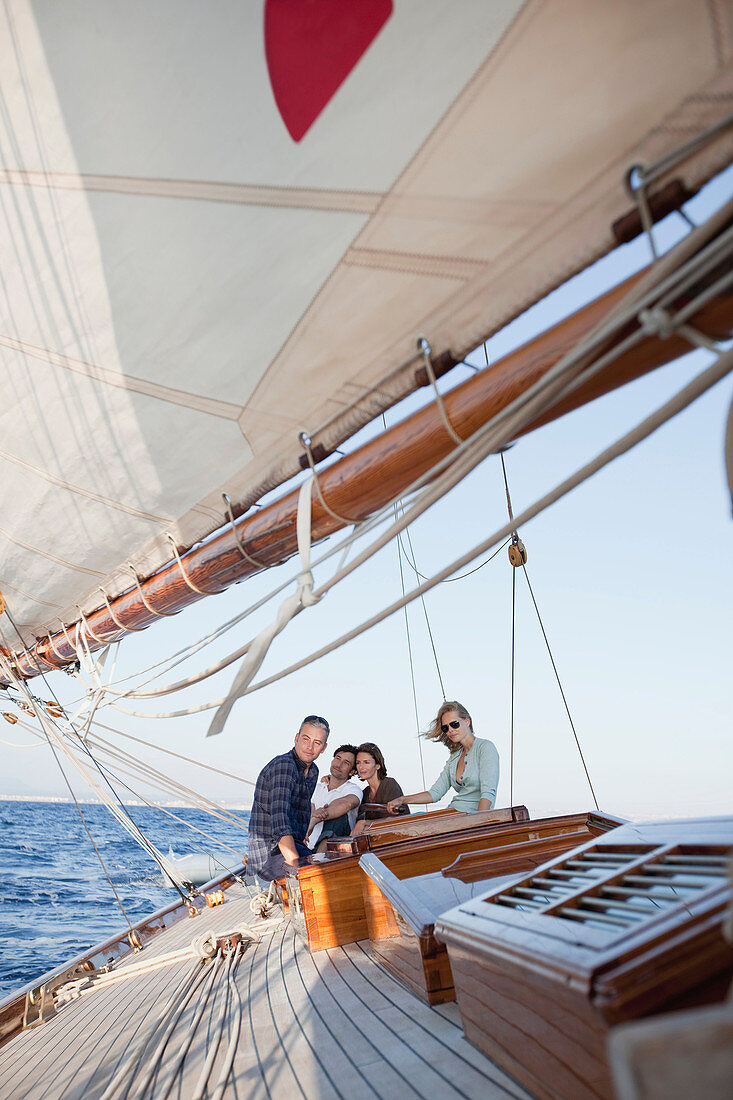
left=387, top=700, right=499, bottom=815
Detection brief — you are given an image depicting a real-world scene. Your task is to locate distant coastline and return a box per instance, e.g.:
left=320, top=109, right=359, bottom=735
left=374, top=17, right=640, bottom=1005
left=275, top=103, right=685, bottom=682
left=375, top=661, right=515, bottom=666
left=0, top=794, right=252, bottom=811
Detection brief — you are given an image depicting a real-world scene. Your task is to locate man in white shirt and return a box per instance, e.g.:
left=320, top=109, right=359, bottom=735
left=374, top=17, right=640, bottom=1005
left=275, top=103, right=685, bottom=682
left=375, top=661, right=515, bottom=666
left=306, top=743, right=362, bottom=851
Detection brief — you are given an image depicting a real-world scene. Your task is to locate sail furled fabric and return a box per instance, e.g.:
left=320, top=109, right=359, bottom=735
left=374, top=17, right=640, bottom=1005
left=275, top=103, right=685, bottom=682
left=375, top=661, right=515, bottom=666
left=1, top=0, right=732, bottom=645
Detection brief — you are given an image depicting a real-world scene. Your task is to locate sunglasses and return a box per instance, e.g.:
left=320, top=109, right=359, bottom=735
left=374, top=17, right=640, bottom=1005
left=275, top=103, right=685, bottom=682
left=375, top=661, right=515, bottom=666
left=441, top=720, right=461, bottom=733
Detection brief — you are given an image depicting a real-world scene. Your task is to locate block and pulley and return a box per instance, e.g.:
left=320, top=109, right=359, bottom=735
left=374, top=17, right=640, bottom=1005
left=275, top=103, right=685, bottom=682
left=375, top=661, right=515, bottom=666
left=508, top=536, right=527, bottom=567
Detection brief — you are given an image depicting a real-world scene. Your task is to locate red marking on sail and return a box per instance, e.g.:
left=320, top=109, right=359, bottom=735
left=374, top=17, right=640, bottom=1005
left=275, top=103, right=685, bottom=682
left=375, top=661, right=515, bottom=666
left=265, top=0, right=393, bottom=143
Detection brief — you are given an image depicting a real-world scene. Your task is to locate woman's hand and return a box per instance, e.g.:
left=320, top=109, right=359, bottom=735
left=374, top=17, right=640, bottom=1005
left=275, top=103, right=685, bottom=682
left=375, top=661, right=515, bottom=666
left=387, top=797, right=404, bottom=815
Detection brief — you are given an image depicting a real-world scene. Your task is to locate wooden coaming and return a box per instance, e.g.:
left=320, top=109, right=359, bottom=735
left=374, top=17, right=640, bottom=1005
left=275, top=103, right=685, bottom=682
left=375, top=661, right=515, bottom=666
left=293, top=805, right=530, bottom=952
left=326, top=804, right=526, bottom=856
left=435, top=818, right=733, bottom=1100
left=443, top=811, right=623, bottom=882
left=359, top=811, right=623, bottom=1005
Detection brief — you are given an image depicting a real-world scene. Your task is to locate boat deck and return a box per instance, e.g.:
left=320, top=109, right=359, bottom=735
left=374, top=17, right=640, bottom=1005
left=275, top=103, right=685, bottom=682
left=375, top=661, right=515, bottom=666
left=0, top=881, right=533, bottom=1099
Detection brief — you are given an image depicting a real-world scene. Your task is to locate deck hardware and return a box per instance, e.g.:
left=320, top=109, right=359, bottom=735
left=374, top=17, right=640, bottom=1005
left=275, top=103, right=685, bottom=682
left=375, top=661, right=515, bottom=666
left=23, top=984, right=56, bottom=1030
left=205, top=890, right=225, bottom=907
left=507, top=536, right=527, bottom=567
left=128, top=930, right=143, bottom=951
left=2, top=712, right=18, bottom=724
left=216, top=932, right=243, bottom=952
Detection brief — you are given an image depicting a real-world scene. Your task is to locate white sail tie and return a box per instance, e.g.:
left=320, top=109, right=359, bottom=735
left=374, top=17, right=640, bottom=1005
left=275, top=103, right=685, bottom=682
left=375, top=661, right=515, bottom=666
left=206, top=476, right=322, bottom=737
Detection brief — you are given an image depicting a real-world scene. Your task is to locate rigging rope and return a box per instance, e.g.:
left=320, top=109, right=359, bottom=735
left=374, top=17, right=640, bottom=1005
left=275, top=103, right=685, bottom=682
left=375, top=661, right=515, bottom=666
left=9, top=714, right=249, bottom=859
left=60, top=206, right=733, bottom=718
left=95, top=926, right=261, bottom=1100
left=0, top=632, right=135, bottom=933
left=206, top=474, right=322, bottom=737
left=509, top=564, right=517, bottom=808
left=0, top=638, right=192, bottom=898
left=500, top=453, right=600, bottom=809
left=393, top=503, right=427, bottom=791
left=521, top=566, right=600, bottom=810
left=404, top=525, right=446, bottom=699
left=112, top=345, right=733, bottom=720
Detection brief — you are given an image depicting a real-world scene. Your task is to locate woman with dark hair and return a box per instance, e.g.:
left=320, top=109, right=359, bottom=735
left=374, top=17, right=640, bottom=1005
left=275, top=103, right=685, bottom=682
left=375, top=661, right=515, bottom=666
left=387, top=701, right=499, bottom=815
left=351, top=742, right=409, bottom=834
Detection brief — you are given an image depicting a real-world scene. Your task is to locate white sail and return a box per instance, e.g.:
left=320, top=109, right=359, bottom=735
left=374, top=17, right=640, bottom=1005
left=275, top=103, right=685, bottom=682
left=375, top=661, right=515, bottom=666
left=1, top=0, right=731, bottom=644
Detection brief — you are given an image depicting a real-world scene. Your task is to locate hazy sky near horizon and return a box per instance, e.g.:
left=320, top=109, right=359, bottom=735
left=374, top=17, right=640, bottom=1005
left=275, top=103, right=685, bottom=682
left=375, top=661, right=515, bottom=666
left=1, top=170, right=731, bottom=831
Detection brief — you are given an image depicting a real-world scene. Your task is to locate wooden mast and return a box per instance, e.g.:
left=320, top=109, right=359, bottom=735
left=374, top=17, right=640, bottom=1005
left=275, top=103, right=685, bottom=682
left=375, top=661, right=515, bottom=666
left=5, top=272, right=732, bottom=683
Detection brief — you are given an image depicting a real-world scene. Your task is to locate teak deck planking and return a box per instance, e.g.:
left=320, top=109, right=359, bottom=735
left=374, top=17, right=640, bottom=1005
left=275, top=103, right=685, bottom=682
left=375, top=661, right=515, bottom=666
left=0, top=878, right=535, bottom=1100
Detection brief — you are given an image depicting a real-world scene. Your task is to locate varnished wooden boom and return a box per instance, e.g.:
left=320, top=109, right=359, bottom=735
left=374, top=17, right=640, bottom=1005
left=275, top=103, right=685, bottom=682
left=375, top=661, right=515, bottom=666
left=7, top=276, right=733, bottom=681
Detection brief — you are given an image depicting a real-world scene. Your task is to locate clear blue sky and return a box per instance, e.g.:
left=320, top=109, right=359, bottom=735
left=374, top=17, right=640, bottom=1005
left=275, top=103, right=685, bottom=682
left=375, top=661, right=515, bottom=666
left=2, top=169, right=731, bottom=826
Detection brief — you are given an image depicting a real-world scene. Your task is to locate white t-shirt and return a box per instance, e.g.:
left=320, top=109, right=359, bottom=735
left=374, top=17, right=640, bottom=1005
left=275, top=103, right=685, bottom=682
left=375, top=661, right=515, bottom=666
left=307, top=776, right=363, bottom=849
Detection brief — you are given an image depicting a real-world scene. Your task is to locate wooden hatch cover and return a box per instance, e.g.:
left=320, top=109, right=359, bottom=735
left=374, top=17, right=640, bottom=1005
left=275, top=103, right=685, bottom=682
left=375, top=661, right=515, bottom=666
left=435, top=818, right=733, bottom=1100
left=357, top=811, right=622, bottom=1006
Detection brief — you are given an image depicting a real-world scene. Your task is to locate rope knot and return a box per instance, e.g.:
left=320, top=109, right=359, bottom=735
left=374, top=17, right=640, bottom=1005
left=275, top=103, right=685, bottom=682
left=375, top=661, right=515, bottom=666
left=297, top=571, right=321, bottom=608
left=191, top=930, right=218, bottom=958
left=638, top=306, right=675, bottom=339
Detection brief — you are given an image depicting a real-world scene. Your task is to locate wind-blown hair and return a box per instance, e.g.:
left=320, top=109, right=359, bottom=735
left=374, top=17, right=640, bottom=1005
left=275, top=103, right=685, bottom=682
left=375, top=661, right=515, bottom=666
left=356, top=742, right=387, bottom=781
left=424, top=700, right=473, bottom=753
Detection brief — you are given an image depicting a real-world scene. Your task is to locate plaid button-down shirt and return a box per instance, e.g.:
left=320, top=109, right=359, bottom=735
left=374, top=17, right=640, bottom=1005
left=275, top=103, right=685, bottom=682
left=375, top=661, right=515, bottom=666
left=246, top=748, right=318, bottom=875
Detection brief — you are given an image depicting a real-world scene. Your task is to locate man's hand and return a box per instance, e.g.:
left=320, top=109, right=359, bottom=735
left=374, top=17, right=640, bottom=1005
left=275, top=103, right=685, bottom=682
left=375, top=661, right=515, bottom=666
left=278, top=834, right=300, bottom=866
left=312, top=806, right=329, bottom=823
left=387, top=797, right=404, bottom=815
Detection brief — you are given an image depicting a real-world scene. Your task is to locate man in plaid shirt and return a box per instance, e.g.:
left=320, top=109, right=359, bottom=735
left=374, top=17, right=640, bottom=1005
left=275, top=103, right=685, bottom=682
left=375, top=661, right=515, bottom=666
left=247, top=715, right=330, bottom=882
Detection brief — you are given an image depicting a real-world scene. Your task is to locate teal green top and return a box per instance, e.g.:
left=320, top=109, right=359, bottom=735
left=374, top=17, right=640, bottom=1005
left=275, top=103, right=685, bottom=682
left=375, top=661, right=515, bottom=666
left=428, top=736, right=499, bottom=811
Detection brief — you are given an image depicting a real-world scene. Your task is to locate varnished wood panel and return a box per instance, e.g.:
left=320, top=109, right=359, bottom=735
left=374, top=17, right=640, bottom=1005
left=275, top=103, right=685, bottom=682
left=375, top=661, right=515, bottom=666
left=358, top=813, right=623, bottom=1006
left=362, top=805, right=528, bottom=849
left=437, top=818, right=733, bottom=1100
left=297, top=807, right=536, bottom=952
left=451, top=945, right=610, bottom=1100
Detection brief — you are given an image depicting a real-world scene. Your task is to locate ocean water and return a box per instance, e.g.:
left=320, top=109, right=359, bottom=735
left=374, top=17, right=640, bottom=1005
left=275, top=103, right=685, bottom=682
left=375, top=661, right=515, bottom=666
left=0, top=799, right=249, bottom=1000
